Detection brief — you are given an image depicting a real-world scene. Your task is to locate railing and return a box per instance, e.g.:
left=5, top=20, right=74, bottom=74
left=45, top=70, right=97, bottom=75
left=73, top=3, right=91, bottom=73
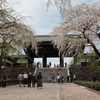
left=34, top=67, right=37, bottom=75
left=67, top=65, right=71, bottom=82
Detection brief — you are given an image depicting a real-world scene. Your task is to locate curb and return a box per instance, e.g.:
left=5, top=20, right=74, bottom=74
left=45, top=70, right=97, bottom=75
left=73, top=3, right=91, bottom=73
left=73, top=83, right=100, bottom=95
left=85, top=86, right=100, bottom=95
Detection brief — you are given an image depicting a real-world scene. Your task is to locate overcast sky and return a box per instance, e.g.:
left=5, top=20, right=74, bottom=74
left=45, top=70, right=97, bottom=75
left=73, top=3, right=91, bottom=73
left=6, top=0, right=99, bottom=35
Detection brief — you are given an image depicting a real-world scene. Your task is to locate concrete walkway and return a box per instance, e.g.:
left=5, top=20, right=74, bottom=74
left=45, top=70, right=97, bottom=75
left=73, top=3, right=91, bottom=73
left=0, top=83, right=100, bottom=100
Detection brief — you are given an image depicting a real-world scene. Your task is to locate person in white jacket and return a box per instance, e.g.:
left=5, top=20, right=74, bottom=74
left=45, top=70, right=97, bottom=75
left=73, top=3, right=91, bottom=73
left=57, top=74, right=60, bottom=84
left=17, top=73, right=23, bottom=87
left=23, top=72, right=28, bottom=87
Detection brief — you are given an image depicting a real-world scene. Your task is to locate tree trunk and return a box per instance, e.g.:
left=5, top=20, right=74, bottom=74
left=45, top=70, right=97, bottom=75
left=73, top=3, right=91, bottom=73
left=89, top=41, right=100, bottom=57
left=0, top=46, right=4, bottom=68
left=82, top=32, right=100, bottom=57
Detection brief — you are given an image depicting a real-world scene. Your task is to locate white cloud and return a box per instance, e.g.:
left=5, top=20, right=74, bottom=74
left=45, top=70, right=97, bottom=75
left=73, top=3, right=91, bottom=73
left=6, top=0, right=61, bottom=35
left=6, top=0, right=100, bottom=35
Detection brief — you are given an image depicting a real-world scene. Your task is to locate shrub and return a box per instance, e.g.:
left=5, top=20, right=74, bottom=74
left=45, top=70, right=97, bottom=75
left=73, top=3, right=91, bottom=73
left=0, top=79, right=19, bottom=87
left=73, top=81, right=100, bottom=91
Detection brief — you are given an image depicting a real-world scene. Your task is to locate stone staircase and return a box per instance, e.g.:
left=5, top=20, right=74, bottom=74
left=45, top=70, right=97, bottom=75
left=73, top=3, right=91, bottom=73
left=36, top=68, right=68, bottom=83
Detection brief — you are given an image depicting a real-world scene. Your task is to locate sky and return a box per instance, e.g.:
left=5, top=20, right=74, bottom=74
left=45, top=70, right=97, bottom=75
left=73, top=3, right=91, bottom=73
left=6, top=0, right=100, bottom=67
left=6, top=0, right=100, bottom=35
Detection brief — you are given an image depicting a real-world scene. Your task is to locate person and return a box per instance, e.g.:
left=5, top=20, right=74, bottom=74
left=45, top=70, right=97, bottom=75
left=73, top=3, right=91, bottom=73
left=65, top=63, right=67, bottom=67
left=37, top=72, right=43, bottom=89
left=73, top=74, right=76, bottom=81
left=49, top=62, right=51, bottom=67
left=58, top=65, right=61, bottom=69
left=92, top=75, right=97, bottom=82
left=52, top=74, right=55, bottom=83
left=61, top=75, right=64, bottom=83
left=2, top=76, right=7, bottom=88
left=39, top=61, right=42, bottom=68
left=37, top=62, right=39, bottom=67
left=67, top=75, right=70, bottom=82
left=48, top=74, right=52, bottom=83
left=31, top=73, right=36, bottom=87
left=23, top=72, right=28, bottom=87
left=17, top=73, right=23, bottom=87
left=33, top=62, right=37, bottom=68
left=54, top=64, right=56, bottom=68
left=28, top=72, right=32, bottom=87
left=57, top=74, right=60, bottom=84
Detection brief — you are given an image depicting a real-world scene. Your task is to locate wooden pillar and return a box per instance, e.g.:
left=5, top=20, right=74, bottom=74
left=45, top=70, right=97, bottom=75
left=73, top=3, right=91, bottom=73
left=43, top=54, right=47, bottom=67
left=60, top=55, right=64, bottom=67
left=33, top=58, right=34, bottom=64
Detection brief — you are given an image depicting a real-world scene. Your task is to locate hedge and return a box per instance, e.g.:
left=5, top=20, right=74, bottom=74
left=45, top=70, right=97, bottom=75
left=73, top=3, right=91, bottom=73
left=73, top=81, right=100, bottom=91
left=0, top=79, right=19, bottom=87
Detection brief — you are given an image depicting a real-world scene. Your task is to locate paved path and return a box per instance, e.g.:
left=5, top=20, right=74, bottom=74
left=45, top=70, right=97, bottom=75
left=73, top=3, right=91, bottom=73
left=60, top=83, right=100, bottom=100
left=0, top=83, right=100, bottom=100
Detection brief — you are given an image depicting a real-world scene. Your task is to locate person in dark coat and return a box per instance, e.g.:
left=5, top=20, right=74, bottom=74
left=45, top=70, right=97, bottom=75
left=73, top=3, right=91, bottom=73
left=61, top=75, right=64, bottom=83
left=31, top=73, right=36, bottom=87
left=92, top=75, right=97, bottom=82
left=2, top=76, right=7, bottom=88
left=23, top=72, right=28, bottom=87
left=28, top=72, right=32, bottom=87
left=67, top=76, right=70, bottom=82
left=37, top=72, right=43, bottom=89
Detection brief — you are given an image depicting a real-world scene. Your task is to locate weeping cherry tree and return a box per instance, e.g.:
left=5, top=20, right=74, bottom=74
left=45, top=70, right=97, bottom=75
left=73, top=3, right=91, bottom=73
left=0, top=0, right=38, bottom=67
left=51, top=3, right=100, bottom=59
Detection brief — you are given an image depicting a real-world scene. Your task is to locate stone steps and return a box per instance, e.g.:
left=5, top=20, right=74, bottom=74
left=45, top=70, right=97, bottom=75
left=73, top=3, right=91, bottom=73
left=36, top=68, right=68, bottom=83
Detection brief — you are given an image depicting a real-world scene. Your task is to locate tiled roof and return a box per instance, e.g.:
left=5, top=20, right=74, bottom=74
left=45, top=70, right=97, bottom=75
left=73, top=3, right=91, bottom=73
left=35, top=35, right=56, bottom=42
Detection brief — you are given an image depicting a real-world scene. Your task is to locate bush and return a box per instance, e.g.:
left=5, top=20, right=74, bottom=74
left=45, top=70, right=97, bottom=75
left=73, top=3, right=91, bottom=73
left=0, top=79, right=19, bottom=87
left=73, top=81, right=100, bottom=91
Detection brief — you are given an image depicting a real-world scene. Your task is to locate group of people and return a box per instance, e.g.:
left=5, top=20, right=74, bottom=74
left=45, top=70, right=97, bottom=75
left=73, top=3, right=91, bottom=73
left=17, top=72, right=43, bottom=89
left=48, top=74, right=55, bottom=83
left=1, top=72, right=97, bottom=89
left=48, top=74, right=65, bottom=84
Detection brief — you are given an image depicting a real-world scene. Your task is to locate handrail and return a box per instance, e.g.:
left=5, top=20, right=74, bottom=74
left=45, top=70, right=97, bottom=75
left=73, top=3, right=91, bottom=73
left=34, top=67, right=37, bottom=75
left=67, top=65, right=70, bottom=82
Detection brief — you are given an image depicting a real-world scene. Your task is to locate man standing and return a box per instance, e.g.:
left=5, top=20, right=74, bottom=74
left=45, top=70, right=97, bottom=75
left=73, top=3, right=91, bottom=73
left=28, top=72, right=32, bottom=87
left=61, top=75, right=64, bottom=83
left=67, top=76, right=70, bottom=82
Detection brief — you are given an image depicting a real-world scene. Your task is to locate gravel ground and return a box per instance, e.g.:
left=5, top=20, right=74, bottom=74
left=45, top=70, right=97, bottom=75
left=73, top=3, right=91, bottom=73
left=60, top=83, right=100, bottom=100
left=0, top=83, right=59, bottom=100
left=0, top=83, right=100, bottom=100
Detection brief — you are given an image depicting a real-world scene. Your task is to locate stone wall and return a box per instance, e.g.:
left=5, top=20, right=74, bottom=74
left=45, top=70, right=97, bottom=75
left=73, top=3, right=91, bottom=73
left=69, top=67, right=100, bottom=82
left=0, top=67, right=99, bottom=83
left=0, top=68, right=35, bottom=79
